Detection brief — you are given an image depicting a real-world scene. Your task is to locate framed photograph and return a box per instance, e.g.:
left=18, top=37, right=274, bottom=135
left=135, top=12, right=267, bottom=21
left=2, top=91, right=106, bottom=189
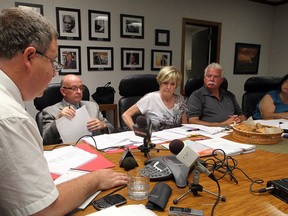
left=151, top=49, right=172, bottom=71
left=155, top=29, right=170, bottom=46
left=15, top=2, right=43, bottom=15
left=58, top=46, right=81, bottom=75
left=120, top=14, right=144, bottom=39
left=88, top=10, right=111, bottom=41
left=121, top=48, right=144, bottom=70
left=56, top=7, right=81, bottom=40
left=87, top=47, right=114, bottom=71
left=233, top=43, right=261, bottom=74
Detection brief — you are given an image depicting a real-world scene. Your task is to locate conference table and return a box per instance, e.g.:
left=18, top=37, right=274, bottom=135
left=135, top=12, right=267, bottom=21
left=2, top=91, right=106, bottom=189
left=46, top=138, right=288, bottom=216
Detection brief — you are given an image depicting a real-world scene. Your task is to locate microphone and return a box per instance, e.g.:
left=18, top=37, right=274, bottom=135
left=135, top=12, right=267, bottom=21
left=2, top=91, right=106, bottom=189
left=122, top=157, right=138, bottom=171
left=133, top=115, right=155, bottom=157
left=169, top=139, right=184, bottom=155
left=132, top=115, right=152, bottom=140
left=119, top=149, right=138, bottom=171
left=169, top=139, right=217, bottom=182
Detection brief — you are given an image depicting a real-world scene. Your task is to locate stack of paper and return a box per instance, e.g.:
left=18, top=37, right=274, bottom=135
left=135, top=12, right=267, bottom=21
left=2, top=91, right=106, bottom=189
left=44, top=146, right=97, bottom=175
left=161, top=138, right=255, bottom=156
left=161, top=140, right=214, bottom=156
left=183, top=124, right=226, bottom=135
left=82, top=131, right=142, bottom=150
left=196, top=137, right=256, bottom=156
left=44, top=144, right=115, bottom=179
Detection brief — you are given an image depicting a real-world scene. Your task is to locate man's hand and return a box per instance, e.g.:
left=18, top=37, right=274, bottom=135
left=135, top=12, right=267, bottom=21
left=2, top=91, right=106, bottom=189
left=93, top=169, right=129, bottom=191
left=58, top=106, right=76, bottom=119
left=221, top=115, right=241, bottom=126
left=87, top=118, right=106, bottom=132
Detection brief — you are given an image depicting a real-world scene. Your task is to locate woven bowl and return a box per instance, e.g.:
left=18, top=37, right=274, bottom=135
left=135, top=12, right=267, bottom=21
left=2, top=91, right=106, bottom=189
left=232, top=125, right=283, bottom=145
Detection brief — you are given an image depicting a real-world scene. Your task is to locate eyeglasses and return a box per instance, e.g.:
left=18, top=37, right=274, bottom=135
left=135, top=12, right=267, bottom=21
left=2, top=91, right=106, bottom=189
left=62, top=86, right=84, bottom=92
left=36, top=50, right=64, bottom=72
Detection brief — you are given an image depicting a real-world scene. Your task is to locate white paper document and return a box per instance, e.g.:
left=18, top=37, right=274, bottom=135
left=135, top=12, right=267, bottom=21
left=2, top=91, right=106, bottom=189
left=255, top=119, right=288, bottom=129
left=86, top=204, right=157, bottom=216
left=183, top=124, right=226, bottom=135
left=54, top=169, right=101, bottom=209
left=196, top=137, right=256, bottom=156
left=44, top=146, right=97, bottom=175
left=83, top=131, right=134, bottom=150
left=152, top=125, right=203, bottom=141
left=161, top=139, right=213, bottom=155
left=56, top=105, right=91, bottom=143
left=82, top=131, right=155, bottom=150
left=153, top=129, right=187, bottom=141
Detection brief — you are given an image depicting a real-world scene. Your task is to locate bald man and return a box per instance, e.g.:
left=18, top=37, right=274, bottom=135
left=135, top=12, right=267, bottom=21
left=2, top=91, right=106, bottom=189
left=42, top=74, right=114, bottom=144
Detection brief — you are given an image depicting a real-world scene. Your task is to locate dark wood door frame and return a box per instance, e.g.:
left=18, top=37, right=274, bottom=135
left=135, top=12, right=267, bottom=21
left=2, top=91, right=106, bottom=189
left=181, top=18, right=222, bottom=95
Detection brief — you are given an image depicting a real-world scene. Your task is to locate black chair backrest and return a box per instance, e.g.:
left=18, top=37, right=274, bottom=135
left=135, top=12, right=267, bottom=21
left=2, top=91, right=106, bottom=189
left=33, top=83, right=90, bottom=137
left=34, top=83, right=90, bottom=111
left=184, top=76, right=228, bottom=97
left=242, top=76, right=281, bottom=118
left=118, top=74, right=159, bottom=129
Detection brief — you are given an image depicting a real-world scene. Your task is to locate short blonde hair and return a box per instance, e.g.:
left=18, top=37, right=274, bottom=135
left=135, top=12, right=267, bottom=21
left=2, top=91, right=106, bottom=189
left=156, top=66, right=182, bottom=87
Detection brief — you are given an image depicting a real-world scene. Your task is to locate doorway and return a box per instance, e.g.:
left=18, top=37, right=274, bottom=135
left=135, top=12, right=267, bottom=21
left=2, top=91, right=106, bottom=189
left=180, top=18, right=222, bottom=95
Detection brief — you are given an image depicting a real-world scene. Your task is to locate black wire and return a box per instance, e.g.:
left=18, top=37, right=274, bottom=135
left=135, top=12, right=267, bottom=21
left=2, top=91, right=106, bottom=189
left=205, top=149, right=239, bottom=184
left=49, top=135, right=98, bottom=151
left=75, top=134, right=98, bottom=150
left=210, top=179, right=221, bottom=216
left=50, top=143, right=71, bottom=150
left=75, top=134, right=131, bottom=152
left=204, top=148, right=265, bottom=194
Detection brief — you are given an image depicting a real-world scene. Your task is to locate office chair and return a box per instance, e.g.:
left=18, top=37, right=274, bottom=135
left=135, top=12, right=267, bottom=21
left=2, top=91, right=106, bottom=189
left=184, top=76, right=228, bottom=98
left=33, top=83, right=90, bottom=136
left=242, top=76, right=281, bottom=118
left=118, top=74, right=159, bottom=130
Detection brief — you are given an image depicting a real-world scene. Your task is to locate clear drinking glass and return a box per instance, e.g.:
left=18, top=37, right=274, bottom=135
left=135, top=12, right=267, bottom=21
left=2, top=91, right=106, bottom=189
left=127, top=168, right=150, bottom=200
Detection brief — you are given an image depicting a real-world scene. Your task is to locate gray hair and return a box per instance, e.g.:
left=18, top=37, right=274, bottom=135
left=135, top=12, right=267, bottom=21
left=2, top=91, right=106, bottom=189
left=0, top=7, right=58, bottom=59
left=204, top=62, right=224, bottom=78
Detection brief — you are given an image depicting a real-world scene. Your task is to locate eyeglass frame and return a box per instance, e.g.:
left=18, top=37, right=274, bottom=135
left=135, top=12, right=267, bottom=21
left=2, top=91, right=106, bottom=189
left=36, top=50, right=64, bottom=72
left=62, top=86, right=85, bottom=92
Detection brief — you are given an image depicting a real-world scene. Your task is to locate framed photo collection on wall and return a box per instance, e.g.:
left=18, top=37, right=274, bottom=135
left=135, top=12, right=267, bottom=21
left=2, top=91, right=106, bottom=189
left=21, top=4, right=173, bottom=73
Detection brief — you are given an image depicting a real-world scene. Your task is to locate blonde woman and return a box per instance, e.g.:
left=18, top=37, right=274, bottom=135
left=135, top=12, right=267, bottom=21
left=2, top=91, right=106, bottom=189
left=122, top=66, right=187, bottom=131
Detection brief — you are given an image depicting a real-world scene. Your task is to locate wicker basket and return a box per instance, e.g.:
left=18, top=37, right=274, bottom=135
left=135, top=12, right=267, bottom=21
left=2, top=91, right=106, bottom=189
left=232, top=125, right=283, bottom=145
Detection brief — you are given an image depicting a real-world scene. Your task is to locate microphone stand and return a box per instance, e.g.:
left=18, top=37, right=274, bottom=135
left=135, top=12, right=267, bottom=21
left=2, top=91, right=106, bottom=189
left=138, top=137, right=155, bottom=158
left=173, top=164, right=226, bottom=204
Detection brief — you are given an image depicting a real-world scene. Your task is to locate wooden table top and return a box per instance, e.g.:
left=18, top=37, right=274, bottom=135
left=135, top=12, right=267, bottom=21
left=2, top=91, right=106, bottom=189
left=46, top=143, right=288, bottom=216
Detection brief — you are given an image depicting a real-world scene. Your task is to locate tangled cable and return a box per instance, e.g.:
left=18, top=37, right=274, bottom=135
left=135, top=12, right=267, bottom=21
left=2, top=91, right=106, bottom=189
left=203, top=149, right=265, bottom=193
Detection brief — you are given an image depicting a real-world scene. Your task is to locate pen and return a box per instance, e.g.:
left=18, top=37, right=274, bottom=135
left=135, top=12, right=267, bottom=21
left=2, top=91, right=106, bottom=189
left=69, top=104, right=70, bottom=109
left=186, top=128, right=200, bottom=132
left=189, top=137, right=207, bottom=141
left=70, top=168, right=92, bottom=172
left=104, top=185, right=127, bottom=197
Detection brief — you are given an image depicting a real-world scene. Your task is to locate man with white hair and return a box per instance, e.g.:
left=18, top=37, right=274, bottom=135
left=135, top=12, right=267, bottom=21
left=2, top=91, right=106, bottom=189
left=187, top=62, right=246, bottom=126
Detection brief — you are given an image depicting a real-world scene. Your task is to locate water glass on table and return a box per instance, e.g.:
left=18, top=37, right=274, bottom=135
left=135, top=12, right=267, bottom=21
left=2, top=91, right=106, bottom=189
left=127, top=168, right=150, bottom=200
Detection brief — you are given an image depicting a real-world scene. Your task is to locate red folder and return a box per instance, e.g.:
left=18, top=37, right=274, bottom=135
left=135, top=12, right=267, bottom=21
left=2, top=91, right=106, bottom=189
left=75, top=143, right=115, bottom=171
